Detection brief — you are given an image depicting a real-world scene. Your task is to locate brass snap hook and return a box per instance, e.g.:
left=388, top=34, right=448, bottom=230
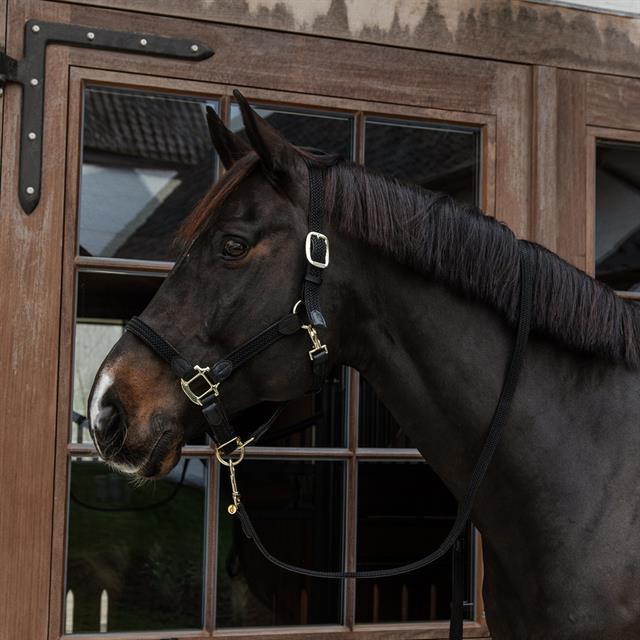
left=215, top=437, right=253, bottom=515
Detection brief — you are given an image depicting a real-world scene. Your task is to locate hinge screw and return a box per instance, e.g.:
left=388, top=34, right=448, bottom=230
left=31, top=24, right=40, bottom=33
left=87, top=32, right=95, bottom=41
left=140, top=38, right=148, bottom=46
left=28, top=132, right=37, bottom=140
left=190, top=44, right=199, bottom=52
left=30, top=78, right=39, bottom=87
left=26, top=186, right=35, bottom=195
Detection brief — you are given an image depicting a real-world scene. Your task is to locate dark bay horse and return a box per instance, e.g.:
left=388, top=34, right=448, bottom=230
left=88, top=92, right=640, bottom=639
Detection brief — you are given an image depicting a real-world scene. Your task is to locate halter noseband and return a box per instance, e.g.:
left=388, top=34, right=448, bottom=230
left=125, top=163, right=330, bottom=458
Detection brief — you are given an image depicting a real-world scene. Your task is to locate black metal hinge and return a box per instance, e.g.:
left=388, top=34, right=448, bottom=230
left=0, top=19, right=214, bottom=214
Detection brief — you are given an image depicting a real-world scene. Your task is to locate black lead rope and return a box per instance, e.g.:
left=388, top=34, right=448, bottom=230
left=233, top=246, right=534, bottom=639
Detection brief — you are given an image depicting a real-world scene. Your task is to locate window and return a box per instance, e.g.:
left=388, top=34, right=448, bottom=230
left=65, top=84, right=483, bottom=636
left=595, top=140, right=640, bottom=292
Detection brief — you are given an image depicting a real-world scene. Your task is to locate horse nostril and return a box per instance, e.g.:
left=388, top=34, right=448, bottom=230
left=90, top=403, right=126, bottom=458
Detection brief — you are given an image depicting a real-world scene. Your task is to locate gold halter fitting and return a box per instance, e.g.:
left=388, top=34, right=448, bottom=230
left=180, top=365, right=219, bottom=406
left=215, top=436, right=253, bottom=515
left=293, top=299, right=329, bottom=361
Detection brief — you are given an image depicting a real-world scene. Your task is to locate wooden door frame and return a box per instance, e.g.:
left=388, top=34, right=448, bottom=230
left=0, top=2, right=532, bottom=638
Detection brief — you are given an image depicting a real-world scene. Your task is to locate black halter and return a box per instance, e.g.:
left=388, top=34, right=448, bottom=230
left=124, top=161, right=535, bottom=640
left=126, top=163, right=330, bottom=456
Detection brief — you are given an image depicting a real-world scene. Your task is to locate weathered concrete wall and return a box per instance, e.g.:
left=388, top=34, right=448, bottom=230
left=64, top=0, right=640, bottom=77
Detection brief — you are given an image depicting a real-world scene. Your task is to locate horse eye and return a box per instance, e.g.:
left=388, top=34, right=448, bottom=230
left=223, top=238, right=248, bottom=259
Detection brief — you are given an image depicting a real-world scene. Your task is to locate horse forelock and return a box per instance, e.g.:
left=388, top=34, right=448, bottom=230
left=324, top=162, right=640, bottom=368
left=177, top=151, right=261, bottom=246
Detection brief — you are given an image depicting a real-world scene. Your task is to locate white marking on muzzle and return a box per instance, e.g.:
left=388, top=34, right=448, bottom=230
left=89, top=370, right=114, bottom=460
left=90, top=370, right=114, bottom=429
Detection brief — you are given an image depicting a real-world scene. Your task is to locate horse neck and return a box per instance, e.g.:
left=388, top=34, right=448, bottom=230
left=337, top=240, right=637, bottom=541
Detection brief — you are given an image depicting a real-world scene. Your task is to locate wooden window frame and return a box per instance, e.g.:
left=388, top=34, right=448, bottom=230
left=47, top=66, right=497, bottom=639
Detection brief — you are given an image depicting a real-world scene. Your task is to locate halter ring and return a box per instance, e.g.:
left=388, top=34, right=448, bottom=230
left=215, top=436, right=254, bottom=466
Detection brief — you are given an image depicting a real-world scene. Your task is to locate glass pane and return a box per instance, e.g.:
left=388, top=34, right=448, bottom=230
left=358, top=375, right=413, bottom=448
left=230, top=103, right=354, bottom=159
left=243, top=369, right=346, bottom=448
left=72, top=271, right=165, bottom=444
left=364, top=118, right=480, bottom=205
left=65, top=457, right=207, bottom=633
left=360, top=118, right=480, bottom=447
left=355, top=462, right=474, bottom=623
left=79, top=87, right=218, bottom=261
left=595, top=140, right=640, bottom=291
left=216, top=460, right=344, bottom=627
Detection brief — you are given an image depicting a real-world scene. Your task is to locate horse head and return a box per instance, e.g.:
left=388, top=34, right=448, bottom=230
left=87, top=91, right=350, bottom=478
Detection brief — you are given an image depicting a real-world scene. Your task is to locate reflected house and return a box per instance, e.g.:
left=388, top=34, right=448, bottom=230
left=80, top=88, right=216, bottom=261
left=80, top=89, right=478, bottom=262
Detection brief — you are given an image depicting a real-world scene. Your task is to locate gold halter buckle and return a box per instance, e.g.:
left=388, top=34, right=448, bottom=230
left=180, top=365, right=219, bottom=406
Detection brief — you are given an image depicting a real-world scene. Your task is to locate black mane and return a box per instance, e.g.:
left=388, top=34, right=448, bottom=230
left=323, top=161, right=640, bottom=367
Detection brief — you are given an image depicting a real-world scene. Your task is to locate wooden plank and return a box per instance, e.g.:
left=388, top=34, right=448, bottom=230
left=0, top=1, right=71, bottom=639
left=556, top=69, right=587, bottom=270
left=0, top=0, right=8, bottom=204
left=494, top=64, right=531, bottom=240
left=587, top=73, right=640, bottom=132
left=64, top=3, right=497, bottom=116
left=531, top=65, right=558, bottom=253
left=59, top=626, right=490, bottom=640
left=58, top=0, right=640, bottom=80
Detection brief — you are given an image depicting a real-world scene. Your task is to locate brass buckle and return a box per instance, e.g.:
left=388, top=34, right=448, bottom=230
left=215, top=436, right=254, bottom=515
left=302, top=323, right=328, bottom=361
left=180, top=365, right=219, bottom=406
left=305, top=232, right=329, bottom=269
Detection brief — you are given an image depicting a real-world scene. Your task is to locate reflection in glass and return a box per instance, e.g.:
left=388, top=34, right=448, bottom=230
left=72, top=271, right=165, bottom=443
left=79, top=87, right=218, bottom=261
left=358, top=376, right=413, bottom=448
left=65, top=458, right=207, bottom=633
left=595, top=141, right=640, bottom=291
left=355, top=462, right=474, bottom=623
left=230, top=103, right=354, bottom=159
left=216, top=460, right=344, bottom=627
left=364, top=118, right=480, bottom=205
left=241, top=370, right=346, bottom=448
left=360, top=118, right=481, bottom=447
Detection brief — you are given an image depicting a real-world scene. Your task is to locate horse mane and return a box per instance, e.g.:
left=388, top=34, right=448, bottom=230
left=323, top=161, right=640, bottom=367
left=179, top=149, right=640, bottom=367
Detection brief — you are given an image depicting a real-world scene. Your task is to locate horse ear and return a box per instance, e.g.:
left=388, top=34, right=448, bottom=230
left=233, top=89, right=298, bottom=175
left=206, top=106, right=251, bottom=170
